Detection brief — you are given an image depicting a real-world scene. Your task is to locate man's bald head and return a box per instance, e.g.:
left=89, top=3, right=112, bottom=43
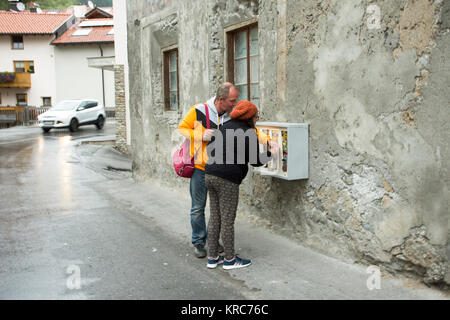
left=214, top=82, right=239, bottom=114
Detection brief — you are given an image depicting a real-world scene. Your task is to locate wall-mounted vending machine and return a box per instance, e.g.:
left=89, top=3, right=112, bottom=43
left=254, top=122, right=309, bottom=180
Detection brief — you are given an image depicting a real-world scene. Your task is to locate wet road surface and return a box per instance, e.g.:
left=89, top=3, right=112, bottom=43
left=0, top=123, right=246, bottom=299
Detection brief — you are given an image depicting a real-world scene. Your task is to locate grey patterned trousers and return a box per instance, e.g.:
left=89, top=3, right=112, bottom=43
left=205, top=174, right=240, bottom=261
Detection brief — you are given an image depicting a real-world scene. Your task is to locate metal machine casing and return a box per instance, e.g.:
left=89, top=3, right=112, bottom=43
left=254, top=122, right=309, bottom=180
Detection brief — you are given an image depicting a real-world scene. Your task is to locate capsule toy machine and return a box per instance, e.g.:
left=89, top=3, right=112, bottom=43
left=255, top=122, right=309, bottom=180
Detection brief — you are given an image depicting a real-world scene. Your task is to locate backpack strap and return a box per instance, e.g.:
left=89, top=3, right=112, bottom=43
left=192, top=103, right=210, bottom=158
left=204, top=103, right=210, bottom=129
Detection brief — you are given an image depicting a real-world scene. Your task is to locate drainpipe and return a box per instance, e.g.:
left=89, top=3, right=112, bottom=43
left=99, top=45, right=105, bottom=106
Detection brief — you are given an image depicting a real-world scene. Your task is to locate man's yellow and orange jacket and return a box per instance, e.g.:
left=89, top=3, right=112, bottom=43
left=178, top=97, right=269, bottom=171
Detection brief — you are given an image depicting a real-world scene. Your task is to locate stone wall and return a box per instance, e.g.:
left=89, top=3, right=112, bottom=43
left=127, top=0, right=449, bottom=286
left=114, top=64, right=128, bottom=154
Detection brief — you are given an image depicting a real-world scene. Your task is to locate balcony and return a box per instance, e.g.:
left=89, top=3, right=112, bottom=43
left=0, top=72, right=31, bottom=88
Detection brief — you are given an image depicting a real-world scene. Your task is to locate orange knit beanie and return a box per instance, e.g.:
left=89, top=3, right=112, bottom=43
left=230, top=100, right=258, bottom=120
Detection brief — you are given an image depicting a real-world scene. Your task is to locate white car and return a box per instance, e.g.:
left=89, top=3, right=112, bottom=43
left=38, top=99, right=106, bottom=133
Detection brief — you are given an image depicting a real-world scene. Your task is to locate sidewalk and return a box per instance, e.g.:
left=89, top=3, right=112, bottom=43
left=76, top=142, right=448, bottom=300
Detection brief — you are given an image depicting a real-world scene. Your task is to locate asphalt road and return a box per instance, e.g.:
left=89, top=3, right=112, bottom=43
left=1, top=122, right=447, bottom=302
left=0, top=122, right=246, bottom=300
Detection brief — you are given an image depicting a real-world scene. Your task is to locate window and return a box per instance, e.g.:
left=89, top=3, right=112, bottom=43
left=77, top=101, right=97, bottom=110
left=27, top=61, right=34, bottom=73
left=42, top=97, right=52, bottom=107
left=227, top=24, right=259, bottom=107
left=163, top=48, right=179, bottom=111
left=72, top=28, right=92, bottom=36
left=16, top=94, right=27, bottom=106
left=14, top=61, right=25, bottom=73
left=79, top=21, right=114, bottom=27
left=85, top=101, right=98, bottom=108
left=14, top=61, right=34, bottom=73
left=12, top=36, right=23, bottom=49
left=78, top=101, right=89, bottom=110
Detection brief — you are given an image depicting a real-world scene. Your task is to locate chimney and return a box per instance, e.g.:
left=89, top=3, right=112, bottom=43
left=72, top=5, right=88, bottom=18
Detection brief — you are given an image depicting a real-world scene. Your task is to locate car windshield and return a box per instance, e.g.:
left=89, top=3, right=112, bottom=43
left=51, top=101, right=80, bottom=111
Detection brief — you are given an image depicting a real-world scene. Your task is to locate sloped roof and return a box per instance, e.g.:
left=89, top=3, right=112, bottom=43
left=0, top=11, right=73, bottom=35
left=85, top=7, right=113, bottom=19
left=52, top=18, right=114, bottom=45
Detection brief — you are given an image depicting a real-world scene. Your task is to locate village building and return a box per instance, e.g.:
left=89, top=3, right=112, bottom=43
left=125, top=0, right=450, bottom=286
left=0, top=10, right=75, bottom=107
left=0, top=4, right=115, bottom=110
left=52, top=6, right=115, bottom=109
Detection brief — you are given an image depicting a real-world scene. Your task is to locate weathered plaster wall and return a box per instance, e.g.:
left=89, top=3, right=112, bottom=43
left=127, top=0, right=449, bottom=286
left=126, top=0, right=209, bottom=182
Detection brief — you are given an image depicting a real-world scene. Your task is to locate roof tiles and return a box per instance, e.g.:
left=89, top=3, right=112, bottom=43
left=51, top=18, right=114, bottom=45
left=0, top=11, right=73, bottom=35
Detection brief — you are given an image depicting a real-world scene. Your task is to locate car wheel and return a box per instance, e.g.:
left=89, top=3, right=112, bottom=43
left=69, top=118, right=79, bottom=132
left=96, top=115, right=105, bottom=129
left=42, top=128, right=50, bottom=133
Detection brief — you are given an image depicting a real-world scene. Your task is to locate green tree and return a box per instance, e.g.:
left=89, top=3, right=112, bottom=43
left=79, top=0, right=112, bottom=7
left=0, top=0, right=11, bottom=10
left=38, top=0, right=78, bottom=9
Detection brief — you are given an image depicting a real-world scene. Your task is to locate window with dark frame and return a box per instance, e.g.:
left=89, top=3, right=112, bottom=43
left=12, top=35, right=24, bottom=49
left=16, top=94, right=27, bottom=106
left=14, top=61, right=34, bottom=73
left=14, top=61, right=25, bottom=73
left=163, top=48, right=179, bottom=111
left=227, top=23, right=259, bottom=107
left=42, top=97, right=51, bottom=107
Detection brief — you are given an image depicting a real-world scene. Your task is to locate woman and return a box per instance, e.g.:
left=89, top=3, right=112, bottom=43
left=205, top=100, right=274, bottom=270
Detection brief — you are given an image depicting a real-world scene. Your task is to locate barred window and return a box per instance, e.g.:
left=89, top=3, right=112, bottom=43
left=14, top=61, right=25, bottom=73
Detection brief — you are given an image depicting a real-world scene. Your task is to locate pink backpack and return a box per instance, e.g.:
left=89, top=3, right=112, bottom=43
left=173, top=104, right=210, bottom=178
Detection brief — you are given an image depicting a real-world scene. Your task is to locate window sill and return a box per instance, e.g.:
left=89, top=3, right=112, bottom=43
left=163, top=109, right=180, bottom=117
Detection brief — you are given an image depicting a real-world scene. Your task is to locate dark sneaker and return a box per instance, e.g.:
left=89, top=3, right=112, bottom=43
left=223, top=255, right=251, bottom=270
left=194, top=244, right=207, bottom=258
left=206, top=255, right=224, bottom=269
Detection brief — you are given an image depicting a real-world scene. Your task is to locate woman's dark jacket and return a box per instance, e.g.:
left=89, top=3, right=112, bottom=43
left=205, top=119, right=271, bottom=185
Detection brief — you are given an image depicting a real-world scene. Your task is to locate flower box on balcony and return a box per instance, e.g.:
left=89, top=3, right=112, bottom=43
left=0, top=72, right=16, bottom=83
left=0, top=72, right=30, bottom=88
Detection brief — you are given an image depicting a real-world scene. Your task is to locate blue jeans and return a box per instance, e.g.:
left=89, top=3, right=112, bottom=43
left=189, top=168, right=207, bottom=246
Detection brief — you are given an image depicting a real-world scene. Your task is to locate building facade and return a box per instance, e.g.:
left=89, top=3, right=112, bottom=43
left=52, top=7, right=115, bottom=108
left=0, top=11, right=74, bottom=107
left=126, top=0, right=449, bottom=286
left=0, top=6, right=116, bottom=110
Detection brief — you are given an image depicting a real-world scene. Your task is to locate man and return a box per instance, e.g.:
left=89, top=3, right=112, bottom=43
left=178, top=82, right=239, bottom=258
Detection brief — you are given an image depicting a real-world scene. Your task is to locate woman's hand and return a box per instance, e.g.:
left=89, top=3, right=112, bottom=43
left=202, top=129, right=216, bottom=142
